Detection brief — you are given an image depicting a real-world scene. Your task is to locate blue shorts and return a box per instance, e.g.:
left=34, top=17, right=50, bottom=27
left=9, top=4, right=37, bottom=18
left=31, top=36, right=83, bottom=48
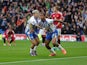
left=29, top=32, right=38, bottom=40
left=46, top=30, right=58, bottom=41
left=25, top=30, right=38, bottom=40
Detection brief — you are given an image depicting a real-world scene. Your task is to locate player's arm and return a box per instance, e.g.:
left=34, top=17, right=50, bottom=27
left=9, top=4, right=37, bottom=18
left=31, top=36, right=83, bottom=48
left=53, top=18, right=63, bottom=22
left=27, top=18, right=35, bottom=32
left=35, top=24, right=42, bottom=29
left=38, top=22, right=43, bottom=29
left=6, top=30, right=10, bottom=43
left=46, top=18, right=54, bottom=23
left=29, top=23, right=35, bottom=32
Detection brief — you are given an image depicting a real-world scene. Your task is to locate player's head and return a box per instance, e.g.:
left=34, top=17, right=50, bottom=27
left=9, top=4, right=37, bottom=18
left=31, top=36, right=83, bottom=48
left=40, top=13, right=45, bottom=21
left=32, top=10, right=39, bottom=18
left=53, top=6, right=59, bottom=12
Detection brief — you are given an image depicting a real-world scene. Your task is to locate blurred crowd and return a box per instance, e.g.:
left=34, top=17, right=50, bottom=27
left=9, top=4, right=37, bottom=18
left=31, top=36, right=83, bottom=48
left=0, top=0, right=87, bottom=35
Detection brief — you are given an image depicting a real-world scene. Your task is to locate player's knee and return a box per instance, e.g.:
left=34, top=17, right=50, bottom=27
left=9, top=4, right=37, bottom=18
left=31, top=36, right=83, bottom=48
left=35, top=42, right=39, bottom=46
left=33, top=42, right=38, bottom=46
left=52, top=39, right=56, bottom=44
left=36, top=39, right=40, bottom=44
left=45, top=43, right=49, bottom=47
left=2, top=35, right=5, bottom=38
left=58, top=36, right=60, bottom=39
left=45, top=44, right=51, bottom=49
left=53, top=44, right=56, bottom=47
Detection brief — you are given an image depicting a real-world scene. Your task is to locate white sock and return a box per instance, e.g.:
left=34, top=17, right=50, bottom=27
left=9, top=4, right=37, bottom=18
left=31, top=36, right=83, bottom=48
left=51, top=48, right=56, bottom=54
left=3, top=43, right=6, bottom=46
left=30, top=48, right=33, bottom=53
left=42, top=43, right=45, bottom=46
left=34, top=46, right=37, bottom=51
left=49, top=48, right=56, bottom=54
left=58, top=44, right=64, bottom=50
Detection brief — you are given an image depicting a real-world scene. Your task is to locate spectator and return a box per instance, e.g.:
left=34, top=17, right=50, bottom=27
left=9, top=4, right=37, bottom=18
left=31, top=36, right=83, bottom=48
left=0, top=0, right=86, bottom=35
left=76, top=32, right=82, bottom=41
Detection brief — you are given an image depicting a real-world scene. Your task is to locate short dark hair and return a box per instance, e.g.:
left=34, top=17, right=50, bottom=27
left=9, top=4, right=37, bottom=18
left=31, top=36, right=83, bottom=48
left=40, top=12, right=45, bottom=16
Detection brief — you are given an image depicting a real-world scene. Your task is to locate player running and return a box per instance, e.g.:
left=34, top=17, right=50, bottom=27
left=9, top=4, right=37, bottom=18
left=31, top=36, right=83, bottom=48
left=51, top=6, right=67, bottom=55
left=39, top=13, right=51, bottom=46
left=39, top=13, right=57, bottom=56
left=2, top=27, right=15, bottom=46
left=25, top=10, right=40, bottom=56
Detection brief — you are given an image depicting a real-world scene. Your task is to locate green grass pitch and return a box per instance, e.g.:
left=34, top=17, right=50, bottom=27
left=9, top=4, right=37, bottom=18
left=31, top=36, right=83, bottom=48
left=0, top=40, right=87, bottom=65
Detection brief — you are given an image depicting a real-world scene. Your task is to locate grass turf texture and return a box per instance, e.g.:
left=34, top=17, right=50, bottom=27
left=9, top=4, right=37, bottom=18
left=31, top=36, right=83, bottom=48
left=0, top=40, right=87, bottom=65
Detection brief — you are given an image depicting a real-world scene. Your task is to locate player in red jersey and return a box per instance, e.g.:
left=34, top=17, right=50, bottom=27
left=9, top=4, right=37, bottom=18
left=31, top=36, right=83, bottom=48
left=2, top=27, right=15, bottom=46
left=51, top=6, right=67, bottom=55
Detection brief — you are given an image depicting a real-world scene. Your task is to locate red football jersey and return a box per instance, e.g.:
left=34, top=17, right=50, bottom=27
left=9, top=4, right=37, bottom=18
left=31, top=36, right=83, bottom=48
left=4, top=30, right=14, bottom=37
left=51, top=11, right=63, bottom=28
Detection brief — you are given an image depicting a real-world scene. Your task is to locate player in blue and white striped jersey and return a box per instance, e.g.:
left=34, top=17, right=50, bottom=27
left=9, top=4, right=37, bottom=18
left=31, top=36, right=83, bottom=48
left=25, top=10, right=41, bottom=56
left=39, top=13, right=58, bottom=56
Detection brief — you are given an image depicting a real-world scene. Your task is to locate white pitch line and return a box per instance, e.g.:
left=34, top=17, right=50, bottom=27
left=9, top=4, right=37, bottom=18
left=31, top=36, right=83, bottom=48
left=0, top=56, right=87, bottom=65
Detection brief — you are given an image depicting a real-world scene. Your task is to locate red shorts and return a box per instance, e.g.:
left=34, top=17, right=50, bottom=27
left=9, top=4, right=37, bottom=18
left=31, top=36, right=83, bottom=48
left=3, top=34, right=15, bottom=41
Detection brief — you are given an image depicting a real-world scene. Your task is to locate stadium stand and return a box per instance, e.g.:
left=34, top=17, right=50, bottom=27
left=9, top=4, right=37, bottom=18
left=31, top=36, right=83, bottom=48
left=0, top=0, right=87, bottom=35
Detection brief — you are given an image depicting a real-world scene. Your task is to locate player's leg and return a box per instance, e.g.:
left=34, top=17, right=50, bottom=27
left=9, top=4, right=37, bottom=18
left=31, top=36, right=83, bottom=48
left=29, top=39, right=36, bottom=56
left=51, top=30, right=59, bottom=51
left=45, top=33, right=56, bottom=56
left=57, top=29, right=67, bottom=55
left=39, top=29, right=46, bottom=46
left=28, top=33, right=36, bottom=56
left=45, top=39, right=56, bottom=56
left=52, top=36, right=59, bottom=51
left=57, top=29, right=61, bottom=44
left=41, top=35, right=46, bottom=46
left=28, top=33, right=39, bottom=56
left=34, top=36, right=40, bottom=56
left=2, top=35, right=6, bottom=46
left=10, top=35, right=15, bottom=46
left=7, top=37, right=11, bottom=46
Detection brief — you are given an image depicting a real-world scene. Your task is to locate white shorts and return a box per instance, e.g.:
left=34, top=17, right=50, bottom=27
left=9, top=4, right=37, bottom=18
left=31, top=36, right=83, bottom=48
left=57, top=28, right=61, bottom=35
left=39, top=29, right=46, bottom=35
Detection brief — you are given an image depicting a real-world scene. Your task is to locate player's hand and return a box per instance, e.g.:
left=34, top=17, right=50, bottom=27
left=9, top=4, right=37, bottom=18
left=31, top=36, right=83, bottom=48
left=54, top=18, right=62, bottom=22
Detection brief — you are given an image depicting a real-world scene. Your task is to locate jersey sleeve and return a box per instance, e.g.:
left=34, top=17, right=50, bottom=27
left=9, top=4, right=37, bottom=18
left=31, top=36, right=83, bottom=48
left=46, top=18, right=54, bottom=24
left=27, top=17, right=35, bottom=30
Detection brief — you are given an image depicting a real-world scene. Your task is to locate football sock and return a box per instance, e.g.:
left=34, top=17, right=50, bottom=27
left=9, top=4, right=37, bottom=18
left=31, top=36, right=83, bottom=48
left=34, top=46, right=37, bottom=51
left=58, top=44, right=64, bottom=50
left=30, top=48, right=33, bottom=53
left=42, top=36, right=45, bottom=43
left=10, top=40, right=13, bottom=44
left=52, top=47, right=59, bottom=51
left=51, top=48, right=56, bottom=54
left=3, top=38, right=6, bottom=43
left=58, top=39, right=60, bottom=44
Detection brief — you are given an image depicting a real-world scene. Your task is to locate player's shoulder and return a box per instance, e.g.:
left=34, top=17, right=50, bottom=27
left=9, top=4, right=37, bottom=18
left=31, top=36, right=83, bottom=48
left=57, top=11, right=62, bottom=15
left=29, top=16, right=34, bottom=21
left=27, top=16, right=34, bottom=24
